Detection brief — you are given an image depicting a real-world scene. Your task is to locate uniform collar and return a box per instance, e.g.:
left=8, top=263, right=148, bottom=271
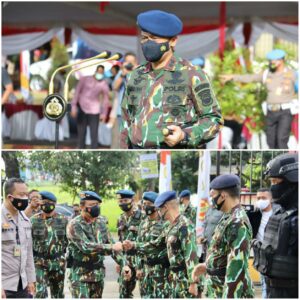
left=142, top=54, right=178, bottom=74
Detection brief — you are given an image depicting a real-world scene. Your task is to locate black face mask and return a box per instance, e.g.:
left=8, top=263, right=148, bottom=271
left=119, top=203, right=132, bottom=212
left=85, top=205, right=100, bottom=218
left=11, top=196, right=28, bottom=211
left=41, top=202, right=55, bottom=214
left=269, top=62, right=277, bottom=73
left=144, top=205, right=156, bottom=216
left=212, top=194, right=225, bottom=211
left=270, top=180, right=291, bottom=202
left=141, top=40, right=170, bottom=62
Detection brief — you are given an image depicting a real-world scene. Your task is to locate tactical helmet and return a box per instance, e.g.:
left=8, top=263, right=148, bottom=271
left=265, top=153, right=298, bottom=183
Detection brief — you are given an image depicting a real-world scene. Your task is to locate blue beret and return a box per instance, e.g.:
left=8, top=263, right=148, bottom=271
left=191, top=57, right=205, bottom=67
left=142, top=191, right=158, bottom=203
left=137, top=10, right=183, bottom=38
left=79, top=191, right=102, bottom=202
left=154, top=191, right=177, bottom=208
left=266, top=49, right=286, bottom=60
left=179, top=189, right=191, bottom=198
left=40, top=191, right=57, bottom=202
left=116, top=189, right=135, bottom=199
left=210, top=174, right=241, bottom=190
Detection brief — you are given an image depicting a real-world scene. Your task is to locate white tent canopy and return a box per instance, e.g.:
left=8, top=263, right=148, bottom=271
left=2, top=2, right=298, bottom=56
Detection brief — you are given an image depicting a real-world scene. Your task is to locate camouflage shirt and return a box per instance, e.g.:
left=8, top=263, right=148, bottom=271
left=117, top=207, right=143, bottom=266
left=181, top=204, right=197, bottom=225
left=120, top=54, right=223, bottom=149
left=67, top=214, right=119, bottom=282
left=31, top=211, right=68, bottom=270
left=135, top=217, right=169, bottom=270
left=206, top=205, right=255, bottom=298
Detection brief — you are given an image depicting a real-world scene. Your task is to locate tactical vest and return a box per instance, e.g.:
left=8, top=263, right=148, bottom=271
left=252, top=207, right=298, bottom=279
left=32, top=214, right=67, bottom=258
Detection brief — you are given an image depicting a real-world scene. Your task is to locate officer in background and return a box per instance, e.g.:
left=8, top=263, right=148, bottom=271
left=252, top=153, right=298, bottom=298
left=24, top=189, right=42, bottom=218
left=179, top=189, right=197, bottom=224
left=67, top=191, right=123, bottom=298
left=116, top=189, right=143, bottom=298
left=154, top=191, right=201, bottom=297
left=31, top=191, right=68, bottom=298
left=123, top=191, right=170, bottom=298
left=221, top=49, right=297, bottom=149
left=192, top=174, right=254, bottom=298
left=121, top=10, right=223, bottom=149
left=2, top=178, right=36, bottom=298
left=71, top=203, right=80, bottom=219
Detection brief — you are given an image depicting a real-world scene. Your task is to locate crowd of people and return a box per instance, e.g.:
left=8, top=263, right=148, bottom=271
left=1, top=152, right=298, bottom=298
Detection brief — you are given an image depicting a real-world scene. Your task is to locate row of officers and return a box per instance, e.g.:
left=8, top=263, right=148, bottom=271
left=1, top=153, right=298, bottom=298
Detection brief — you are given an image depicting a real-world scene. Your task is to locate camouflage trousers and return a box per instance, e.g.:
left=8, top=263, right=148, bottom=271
left=169, top=270, right=197, bottom=298
left=35, top=265, right=65, bottom=298
left=118, top=266, right=137, bottom=298
left=206, top=275, right=255, bottom=298
left=145, top=266, right=170, bottom=298
left=71, top=281, right=104, bottom=298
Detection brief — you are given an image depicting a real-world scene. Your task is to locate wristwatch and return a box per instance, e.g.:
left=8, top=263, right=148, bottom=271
left=180, top=131, right=190, bottom=146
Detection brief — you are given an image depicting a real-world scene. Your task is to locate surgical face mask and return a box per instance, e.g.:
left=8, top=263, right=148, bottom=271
left=256, top=199, right=271, bottom=211
left=85, top=205, right=100, bottom=218
left=10, top=196, right=29, bottom=211
left=141, top=40, right=170, bottom=62
left=144, top=205, right=156, bottom=216
left=212, top=194, right=225, bottom=211
left=119, top=202, right=132, bottom=212
left=41, top=202, right=55, bottom=214
left=95, top=73, right=104, bottom=81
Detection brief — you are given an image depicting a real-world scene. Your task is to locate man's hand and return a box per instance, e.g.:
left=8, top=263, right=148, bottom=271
left=123, top=265, right=132, bottom=281
left=112, top=242, right=123, bottom=252
left=164, top=125, right=185, bottom=147
left=136, top=269, right=143, bottom=280
left=27, top=282, right=35, bottom=296
left=2, top=289, right=6, bottom=298
left=123, top=240, right=134, bottom=251
left=188, top=282, right=198, bottom=296
left=70, top=106, right=78, bottom=119
left=192, top=263, right=206, bottom=282
left=219, top=74, right=234, bottom=84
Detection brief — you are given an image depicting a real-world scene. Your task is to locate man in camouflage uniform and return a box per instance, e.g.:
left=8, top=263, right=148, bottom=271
left=192, top=174, right=255, bottom=298
left=120, top=10, right=223, bottom=149
left=116, top=190, right=143, bottom=298
left=31, top=191, right=68, bottom=298
left=67, top=191, right=123, bottom=298
left=179, top=189, right=197, bottom=224
left=153, top=191, right=201, bottom=298
left=123, top=192, right=171, bottom=298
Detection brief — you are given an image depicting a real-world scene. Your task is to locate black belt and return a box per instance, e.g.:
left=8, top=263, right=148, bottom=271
left=206, top=267, right=226, bottom=277
left=34, top=252, right=64, bottom=260
left=170, top=264, right=186, bottom=272
left=146, top=257, right=170, bottom=268
left=266, top=277, right=298, bottom=288
left=73, top=259, right=104, bottom=270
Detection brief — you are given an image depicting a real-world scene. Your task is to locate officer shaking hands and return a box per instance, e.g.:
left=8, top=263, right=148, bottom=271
left=252, top=153, right=298, bottom=298
left=192, top=174, right=254, bottom=298
left=121, top=10, right=223, bottom=149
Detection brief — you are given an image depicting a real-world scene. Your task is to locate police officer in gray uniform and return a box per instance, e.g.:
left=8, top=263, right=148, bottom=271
left=2, top=178, right=36, bottom=298
left=221, top=49, right=297, bottom=149
left=252, top=153, right=298, bottom=298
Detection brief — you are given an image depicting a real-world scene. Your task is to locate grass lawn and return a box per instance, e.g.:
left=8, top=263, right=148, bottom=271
left=28, top=181, right=121, bottom=232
